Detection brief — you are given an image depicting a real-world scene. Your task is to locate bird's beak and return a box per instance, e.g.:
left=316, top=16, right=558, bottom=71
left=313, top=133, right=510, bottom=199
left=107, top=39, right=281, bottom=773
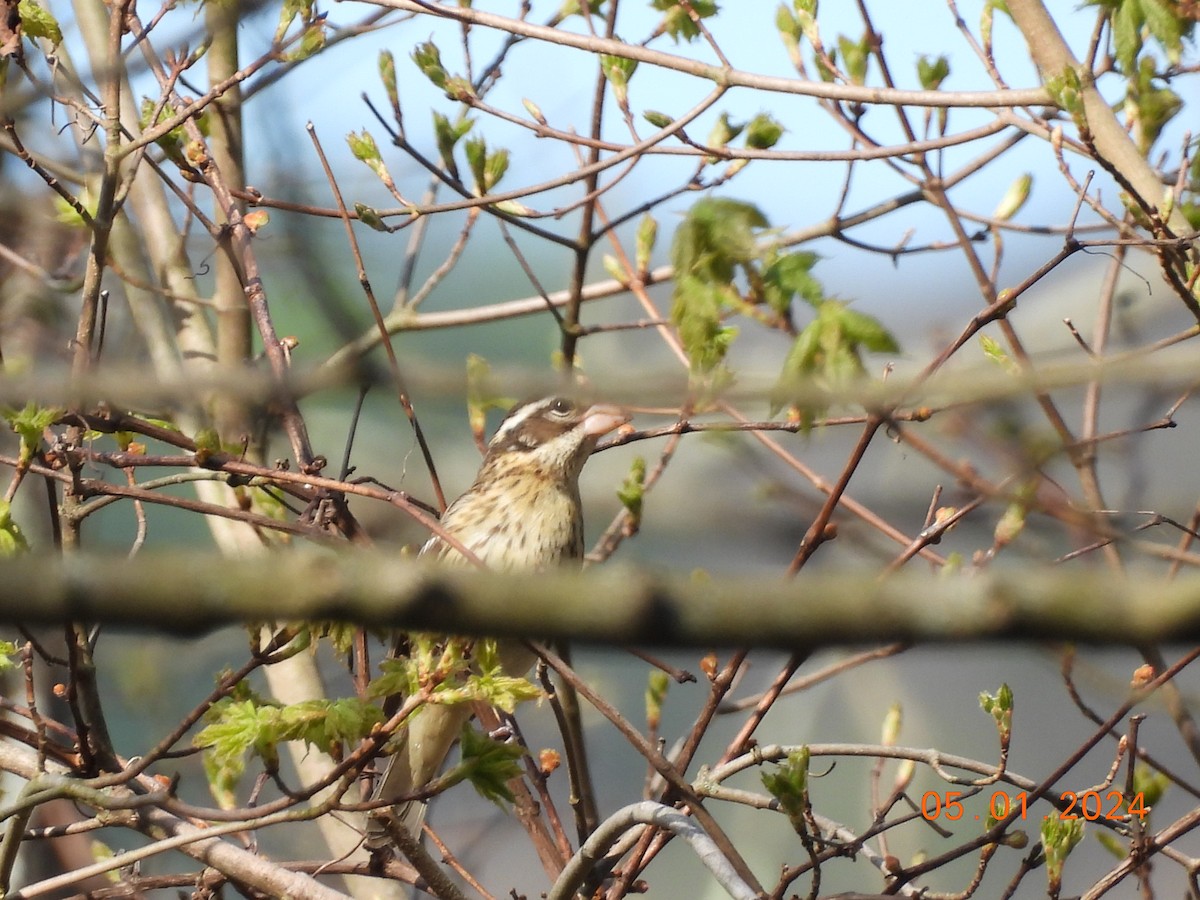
left=581, top=403, right=630, bottom=438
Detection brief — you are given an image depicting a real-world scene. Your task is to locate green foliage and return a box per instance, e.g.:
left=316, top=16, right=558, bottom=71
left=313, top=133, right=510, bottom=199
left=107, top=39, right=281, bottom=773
left=744, top=113, right=784, bottom=150
left=917, top=54, right=950, bottom=91
left=980, top=333, right=1019, bottom=373
left=1041, top=814, right=1085, bottom=895
left=1044, top=67, right=1086, bottom=130
left=670, top=198, right=768, bottom=379
left=354, top=202, right=390, bottom=232
left=17, top=0, right=62, bottom=45
left=378, top=50, right=399, bottom=112
left=636, top=214, right=658, bottom=273
left=456, top=724, right=526, bottom=804
left=274, top=0, right=314, bottom=44
left=992, top=174, right=1033, bottom=222
left=979, top=682, right=1013, bottom=739
left=369, top=637, right=540, bottom=715
left=138, top=98, right=210, bottom=166
left=433, top=112, right=473, bottom=181
left=0, top=639, right=18, bottom=673
left=643, top=109, right=673, bottom=129
left=837, top=33, right=871, bottom=85
left=617, top=456, right=646, bottom=529
left=600, top=53, right=638, bottom=107
left=645, top=669, right=669, bottom=730
left=706, top=113, right=745, bottom=157
left=1124, top=56, right=1182, bottom=156
left=0, top=501, right=30, bottom=557
left=762, top=747, right=811, bottom=834
left=762, top=250, right=823, bottom=316
left=463, top=135, right=509, bottom=195
left=651, top=0, right=719, bottom=42
left=281, top=21, right=326, bottom=62
left=769, top=299, right=899, bottom=420
left=411, top=41, right=449, bottom=91
left=671, top=198, right=768, bottom=285
left=1091, top=0, right=1192, bottom=72
left=3, top=400, right=62, bottom=466
left=195, top=696, right=383, bottom=805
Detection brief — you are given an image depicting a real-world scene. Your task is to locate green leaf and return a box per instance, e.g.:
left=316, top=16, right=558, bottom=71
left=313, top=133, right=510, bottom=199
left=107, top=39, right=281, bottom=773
left=671, top=276, right=738, bottom=374
left=1111, top=0, right=1144, bottom=74
left=670, top=197, right=768, bottom=285
left=980, top=333, right=1019, bottom=373
left=1041, top=815, right=1084, bottom=894
left=991, top=173, right=1033, bottom=221
left=645, top=669, right=669, bottom=730
left=379, top=50, right=399, bottom=111
left=456, top=724, right=526, bottom=804
left=762, top=747, right=811, bottom=834
left=643, top=109, right=673, bottom=129
left=838, top=307, right=899, bottom=353
left=483, top=146, right=509, bottom=193
left=600, top=53, right=638, bottom=106
left=282, top=21, right=326, bottom=62
left=411, top=41, right=449, bottom=91
left=464, top=135, right=487, bottom=195
left=651, top=0, right=719, bottom=42
left=17, top=0, right=63, bottom=44
left=3, top=400, right=62, bottom=466
left=917, top=54, right=949, bottom=91
left=979, top=682, right=1013, bottom=737
left=706, top=112, right=744, bottom=154
left=354, top=202, right=390, bottom=232
left=1125, top=56, right=1182, bottom=155
left=1044, top=66, right=1085, bottom=126
left=1140, top=0, right=1186, bottom=65
left=0, top=501, right=29, bottom=557
left=769, top=301, right=897, bottom=417
left=744, top=113, right=784, bottom=150
left=636, top=214, right=658, bottom=273
left=762, top=250, right=824, bottom=314
left=837, top=33, right=870, bottom=85
left=0, top=639, right=19, bottom=673
left=617, top=456, right=646, bottom=527
left=776, top=4, right=802, bottom=46
left=432, top=112, right=472, bottom=181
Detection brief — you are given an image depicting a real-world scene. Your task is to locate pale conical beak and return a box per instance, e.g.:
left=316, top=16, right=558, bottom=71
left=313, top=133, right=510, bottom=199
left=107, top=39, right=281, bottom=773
left=581, top=403, right=630, bottom=438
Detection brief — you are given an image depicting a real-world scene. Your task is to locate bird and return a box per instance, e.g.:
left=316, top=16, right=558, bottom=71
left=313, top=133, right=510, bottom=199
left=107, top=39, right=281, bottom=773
left=367, top=395, right=630, bottom=850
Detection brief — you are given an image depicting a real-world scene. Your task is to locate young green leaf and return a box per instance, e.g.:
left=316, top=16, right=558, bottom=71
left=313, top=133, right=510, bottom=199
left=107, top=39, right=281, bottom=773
left=917, top=54, right=950, bottom=90
left=645, top=669, right=669, bottom=731
left=636, top=214, right=658, bottom=274
left=744, top=113, right=784, bottom=150
left=1041, top=815, right=1084, bottom=895
left=617, top=456, right=646, bottom=531
left=432, top=112, right=472, bottom=181
left=18, top=0, right=63, bottom=44
left=651, top=0, right=719, bottom=43
left=762, top=250, right=824, bottom=314
left=762, top=747, right=811, bottom=834
left=379, top=50, right=399, bottom=111
left=411, top=41, right=449, bottom=91
left=0, top=501, right=30, bottom=557
left=456, top=724, right=526, bottom=804
left=600, top=54, right=638, bottom=107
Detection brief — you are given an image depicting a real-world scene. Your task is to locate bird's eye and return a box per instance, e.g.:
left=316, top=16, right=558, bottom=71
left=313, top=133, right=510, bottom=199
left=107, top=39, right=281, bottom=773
left=548, top=398, right=574, bottom=417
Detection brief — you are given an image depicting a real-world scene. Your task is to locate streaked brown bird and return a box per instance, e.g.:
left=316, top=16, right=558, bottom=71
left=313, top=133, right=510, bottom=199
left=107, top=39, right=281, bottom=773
left=368, top=396, right=629, bottom=847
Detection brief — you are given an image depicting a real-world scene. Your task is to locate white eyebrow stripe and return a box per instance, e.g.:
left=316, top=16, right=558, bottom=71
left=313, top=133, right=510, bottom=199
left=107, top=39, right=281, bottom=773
left=490, top=398, right=552, bottom=445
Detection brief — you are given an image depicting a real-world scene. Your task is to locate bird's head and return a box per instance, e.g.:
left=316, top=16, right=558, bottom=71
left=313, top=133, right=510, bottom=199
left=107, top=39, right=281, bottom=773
left=485, top=396, right=629, bottom=479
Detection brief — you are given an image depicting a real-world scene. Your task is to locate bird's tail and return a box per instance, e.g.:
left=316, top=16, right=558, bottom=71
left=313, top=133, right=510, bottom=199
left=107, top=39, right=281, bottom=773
left=366, top=702, right=474, bottom=849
